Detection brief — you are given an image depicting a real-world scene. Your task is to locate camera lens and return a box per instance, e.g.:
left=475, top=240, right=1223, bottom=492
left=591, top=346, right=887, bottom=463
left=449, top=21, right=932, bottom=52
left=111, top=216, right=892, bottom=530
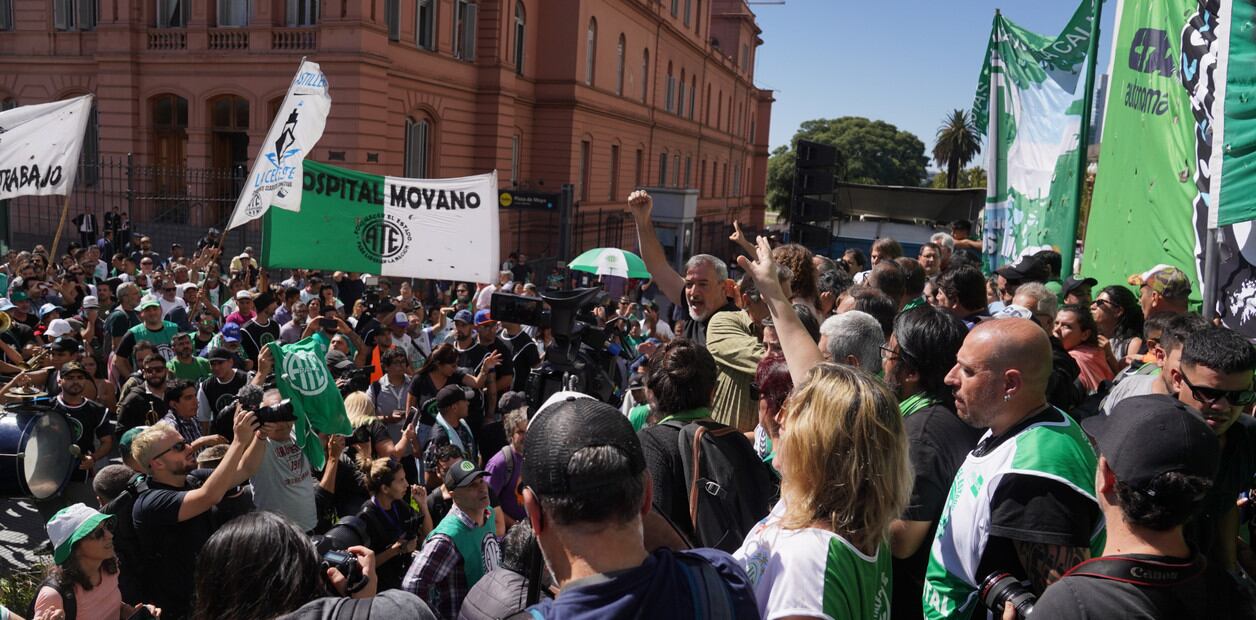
left=980, top=572, right=1036, bottom=618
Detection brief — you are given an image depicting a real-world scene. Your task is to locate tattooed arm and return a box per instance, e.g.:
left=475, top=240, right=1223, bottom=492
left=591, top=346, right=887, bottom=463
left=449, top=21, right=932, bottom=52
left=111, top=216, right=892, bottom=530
left=1012, top=540, right=1090, bottom=594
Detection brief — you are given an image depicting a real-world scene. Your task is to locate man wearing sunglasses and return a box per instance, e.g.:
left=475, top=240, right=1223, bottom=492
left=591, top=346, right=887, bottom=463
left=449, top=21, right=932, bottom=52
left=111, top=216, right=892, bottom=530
left=1168, top=326, right=1256, bottom=574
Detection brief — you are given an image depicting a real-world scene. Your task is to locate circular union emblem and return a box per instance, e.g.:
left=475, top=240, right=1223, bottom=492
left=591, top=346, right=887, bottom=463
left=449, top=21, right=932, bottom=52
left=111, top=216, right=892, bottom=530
left=499, top=192, right=513, bottom=207
left=282, top=349, right=328, bottom=396
left=460, top=460, right=475, bottom=472
left=355, top=214, right=411, bottom=264
left=245, top=190, right=266, bottom=217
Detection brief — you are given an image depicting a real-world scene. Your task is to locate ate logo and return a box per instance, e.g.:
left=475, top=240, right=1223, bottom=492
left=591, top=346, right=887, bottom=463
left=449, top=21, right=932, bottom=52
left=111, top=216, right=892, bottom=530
left=356, top=214, right=411, bottom=264
left=283, top=349, right=328, bottom=396
left=1128, top=28, right=1174, bottom=77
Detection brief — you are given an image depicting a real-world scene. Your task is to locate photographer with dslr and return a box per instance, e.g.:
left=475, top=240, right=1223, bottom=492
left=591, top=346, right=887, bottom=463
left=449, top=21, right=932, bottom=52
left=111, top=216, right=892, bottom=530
left=1024, top=395, right=1252, bottom=618
left=359, top=457, right=431, bottom=591
left=191, top=510, right=437, bottom=620
left=239, top=381, right=319, bottom=533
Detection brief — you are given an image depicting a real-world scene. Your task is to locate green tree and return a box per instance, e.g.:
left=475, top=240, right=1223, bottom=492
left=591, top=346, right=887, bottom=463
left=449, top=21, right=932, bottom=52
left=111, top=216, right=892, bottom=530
left=932, top=109, right=982, bottom=189
left=928, top=166, right=987, bottom=189
left=766, top=117, right=929, bottom=213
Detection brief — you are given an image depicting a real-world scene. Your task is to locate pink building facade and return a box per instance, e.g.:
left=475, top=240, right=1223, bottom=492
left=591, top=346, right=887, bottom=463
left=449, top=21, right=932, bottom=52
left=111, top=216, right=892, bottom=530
left=0, top=0, right=771, bottom=260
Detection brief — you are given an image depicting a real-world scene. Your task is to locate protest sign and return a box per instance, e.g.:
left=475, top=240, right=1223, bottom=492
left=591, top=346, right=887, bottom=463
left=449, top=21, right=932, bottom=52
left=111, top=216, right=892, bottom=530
left=0, top=95, right=93, bottom=200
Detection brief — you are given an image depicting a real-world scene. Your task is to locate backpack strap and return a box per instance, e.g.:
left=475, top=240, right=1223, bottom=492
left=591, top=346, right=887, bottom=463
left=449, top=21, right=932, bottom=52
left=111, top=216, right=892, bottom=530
left=674, top=553, right=735, bottom=619
left=329, top=597, right=373, bottom=620
left=29, top=574, right=76, bottom=620
left=688, top=425, right=707, bottom=530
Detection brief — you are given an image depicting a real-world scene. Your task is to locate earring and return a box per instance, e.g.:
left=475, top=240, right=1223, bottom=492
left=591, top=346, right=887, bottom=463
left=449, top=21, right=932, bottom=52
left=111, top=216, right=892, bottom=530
left=1003, top=393, right=1012, bottom=402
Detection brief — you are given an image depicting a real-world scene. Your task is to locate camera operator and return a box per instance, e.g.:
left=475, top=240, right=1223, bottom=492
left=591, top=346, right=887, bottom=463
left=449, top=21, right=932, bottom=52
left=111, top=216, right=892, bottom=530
left=1020, top=395, right=1251, bottom=619
left=923, top=319, right=1105, bottom=620
left=128, top=410, right=259, bottom=619
left=358, top=457, right=431, bottom=591
left=238, top=385, right=319, bottom=534
left=191, top=510, right=437, bottom=620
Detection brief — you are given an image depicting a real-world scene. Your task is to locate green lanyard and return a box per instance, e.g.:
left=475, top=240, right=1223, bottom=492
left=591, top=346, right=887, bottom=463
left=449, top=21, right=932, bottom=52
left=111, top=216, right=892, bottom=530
left=899, top=392, right=938, bottom=418
left=659, top=407, right=711, bottom=425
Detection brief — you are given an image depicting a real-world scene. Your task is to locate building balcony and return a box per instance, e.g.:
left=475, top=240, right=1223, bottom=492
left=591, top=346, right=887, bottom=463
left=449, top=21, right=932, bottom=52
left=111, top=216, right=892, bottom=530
left=145, top=25, right=317, bottom=54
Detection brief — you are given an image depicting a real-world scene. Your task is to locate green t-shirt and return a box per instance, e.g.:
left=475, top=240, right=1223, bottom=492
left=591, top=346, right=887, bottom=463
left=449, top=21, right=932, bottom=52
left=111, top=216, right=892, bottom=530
left=125, top=321, right=180, bottom=362
left=167, top=356, right=212, bottom=382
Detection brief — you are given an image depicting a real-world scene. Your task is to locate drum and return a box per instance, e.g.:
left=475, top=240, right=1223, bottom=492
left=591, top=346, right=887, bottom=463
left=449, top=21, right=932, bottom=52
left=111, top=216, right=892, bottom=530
left=0, top=405, right=78, bottom=499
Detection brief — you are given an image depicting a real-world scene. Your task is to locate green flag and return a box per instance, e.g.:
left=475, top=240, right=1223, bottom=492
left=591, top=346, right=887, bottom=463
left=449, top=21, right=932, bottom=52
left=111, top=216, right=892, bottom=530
left=974, top=1, right=1099, bottom=272
left=266, top=336, right=352, bottom=470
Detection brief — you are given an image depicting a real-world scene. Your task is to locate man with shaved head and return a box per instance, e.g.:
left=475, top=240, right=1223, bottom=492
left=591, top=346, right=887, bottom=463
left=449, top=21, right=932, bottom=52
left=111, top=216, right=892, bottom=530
left=923, top=319, right=1105, bottom=620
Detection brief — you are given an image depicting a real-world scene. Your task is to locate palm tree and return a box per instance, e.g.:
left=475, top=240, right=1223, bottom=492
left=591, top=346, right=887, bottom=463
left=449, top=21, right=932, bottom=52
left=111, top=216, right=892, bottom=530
left=932, top=109, right=982, bottom=189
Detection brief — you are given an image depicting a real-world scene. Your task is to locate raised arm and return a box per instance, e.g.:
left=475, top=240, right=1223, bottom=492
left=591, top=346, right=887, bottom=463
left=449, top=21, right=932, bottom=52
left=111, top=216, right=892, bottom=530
left=737, top=237, right=823, bottom=384
left=179, top=408, right=258, bottom=521
left=627, top=191, right=685, bottom=305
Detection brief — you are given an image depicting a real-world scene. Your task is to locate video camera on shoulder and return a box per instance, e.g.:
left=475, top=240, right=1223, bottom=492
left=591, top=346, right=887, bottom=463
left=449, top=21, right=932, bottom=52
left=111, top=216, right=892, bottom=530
left=255, top=398, right=296, bottom=424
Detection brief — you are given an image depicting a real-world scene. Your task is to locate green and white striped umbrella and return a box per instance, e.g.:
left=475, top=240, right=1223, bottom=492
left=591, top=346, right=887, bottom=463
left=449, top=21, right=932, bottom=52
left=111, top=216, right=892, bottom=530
left=568, top=248, right=652, bottom=279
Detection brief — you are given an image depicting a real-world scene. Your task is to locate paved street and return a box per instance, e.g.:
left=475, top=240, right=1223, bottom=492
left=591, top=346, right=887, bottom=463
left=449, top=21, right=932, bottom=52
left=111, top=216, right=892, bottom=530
left=0, top=497, right=52, bottom=575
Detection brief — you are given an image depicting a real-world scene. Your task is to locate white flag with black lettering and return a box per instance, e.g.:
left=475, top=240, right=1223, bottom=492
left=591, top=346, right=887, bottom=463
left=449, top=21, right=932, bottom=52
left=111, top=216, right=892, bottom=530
left=0, top=95, right=93, bottom=200
left=226, top=59, right=331, bottom=230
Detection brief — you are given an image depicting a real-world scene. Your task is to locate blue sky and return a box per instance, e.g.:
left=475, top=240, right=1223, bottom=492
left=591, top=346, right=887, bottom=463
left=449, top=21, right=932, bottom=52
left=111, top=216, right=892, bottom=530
left=753, top=0, right=1116, bottom=160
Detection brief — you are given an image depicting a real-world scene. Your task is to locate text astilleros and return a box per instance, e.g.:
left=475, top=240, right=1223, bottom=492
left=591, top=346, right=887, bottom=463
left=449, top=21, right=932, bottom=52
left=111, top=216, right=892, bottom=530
left=304, top=169, right=482, bottom=210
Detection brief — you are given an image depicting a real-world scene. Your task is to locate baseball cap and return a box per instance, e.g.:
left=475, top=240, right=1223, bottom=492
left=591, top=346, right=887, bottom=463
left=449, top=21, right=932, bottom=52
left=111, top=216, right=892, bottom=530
left=523, top=395, right=646, bottom=495
left=444, top=458, right=488, bottom=490
left=436, top=384, right=474, bottom=409
left=392, top=312, right=409, bottom=327
left=206, top=347, right=234, bottom=362
left=38, top=303, right=64, bottom=319
left=326, top=349, right=354, bottom=372
left=995, top=255, right=1047, bottom=283
left=474, top=309, right=496, bottom=326
left=49, top=337, right=81, bottom=354
left=137, top=296, right=160, bottom=311
left=80, top=295, right=100, bottom=310
left=119, top=425, right=148, bottom=459
left=196, top=444, right=229, bottom=468
left=44, top=318, right=73, bottom=338
left=1083, top=395, right=1221, bottom=495
left=47, top=503, right=113, bottom=565
left=59, top=360, right=91, bottom=379
left=1061, top=275, right=1098, bottom=297
left=991, top=304, right=1033, bottom=320
left=1129, top=264, right=1192, bottom=299
left=453, top=309, right=474, bottom=324
left=220, top=323, right=241, bottom=343
left=235, top=290, right=254, bottom=301
left=9, top=290, right=27, bottom=302
left=0, top=299, right=16, bottom=312
left=498, top=390, right=528, bottom=413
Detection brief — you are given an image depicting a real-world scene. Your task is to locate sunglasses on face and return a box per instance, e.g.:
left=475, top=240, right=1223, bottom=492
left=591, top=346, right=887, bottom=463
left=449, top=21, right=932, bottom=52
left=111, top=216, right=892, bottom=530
left=86, top=519, right=115, bottom=540
left=152, top=440, right=188, bottom=460
left=1181, top=372, right=1256, bottom=407
left=143, top=366, right=166, bottom=374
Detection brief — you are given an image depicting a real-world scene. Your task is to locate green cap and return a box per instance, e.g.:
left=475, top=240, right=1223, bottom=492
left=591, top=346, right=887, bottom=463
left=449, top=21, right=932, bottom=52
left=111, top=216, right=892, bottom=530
left=120, top=425, right=149, bottom=460
left=10, top=290, right=27, bottom=302
left=138, top=296, right=161, bottom=311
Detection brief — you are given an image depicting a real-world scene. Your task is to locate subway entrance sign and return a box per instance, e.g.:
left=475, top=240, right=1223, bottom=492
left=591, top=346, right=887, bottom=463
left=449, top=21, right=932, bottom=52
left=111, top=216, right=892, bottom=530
left=499, top=190, right=559, bottom=210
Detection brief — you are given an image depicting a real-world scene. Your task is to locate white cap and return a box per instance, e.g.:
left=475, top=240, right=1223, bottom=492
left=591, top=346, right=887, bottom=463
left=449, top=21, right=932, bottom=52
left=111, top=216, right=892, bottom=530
left=81, top=295, right=100, bottom=309
left=45, top=319, right=73, bottom=338
left=235, top=290, right=253, bottom=301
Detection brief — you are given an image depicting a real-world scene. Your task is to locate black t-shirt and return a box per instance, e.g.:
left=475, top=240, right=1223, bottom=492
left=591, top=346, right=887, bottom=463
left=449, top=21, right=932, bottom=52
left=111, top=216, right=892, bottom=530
left=510, top=263, right=531, bottom=284
left=892, top=402, right=983, bottom=620
left=510, top=339, right=541, bottom=393
left=358, top=497, right=419, bottom=590
left=427, top=488, right=453, bottom=525
left=117, top=388, right=167, bottom=434
left=132, top=478, right=214, bottom=620
left=1, top=321, right=35, bottom=350
left=681, top=301, right=739, bottom=347
left=408, top=369, right=469, bottom=427
left=104, top=307, right=139, bottom=341
left=1187, top=415, right=1256, bottom=568
left=239, top=318, right=281, bottom=363
left=338, top=279, right=366, bottom=308
left=51, top=397, right=112, bottom=482
left=972, top=409, right=1103, bottom=585
left=1033, top=554, right=1254, bottom=620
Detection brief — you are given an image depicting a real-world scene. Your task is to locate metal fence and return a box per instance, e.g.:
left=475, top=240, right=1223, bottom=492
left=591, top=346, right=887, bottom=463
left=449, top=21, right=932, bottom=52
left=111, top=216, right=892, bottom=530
left=2, top=155, right=262, bottom=258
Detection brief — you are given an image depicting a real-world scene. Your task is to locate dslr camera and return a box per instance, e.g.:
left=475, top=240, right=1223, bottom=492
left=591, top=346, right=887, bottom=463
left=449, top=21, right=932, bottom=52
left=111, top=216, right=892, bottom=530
left=311, top=517, right=371, bottom=595
left=255, top=399, right=297, bottom=424
left=338, top=366, right=372, bottom=395
left=980, top=572, right=1036, bottom=618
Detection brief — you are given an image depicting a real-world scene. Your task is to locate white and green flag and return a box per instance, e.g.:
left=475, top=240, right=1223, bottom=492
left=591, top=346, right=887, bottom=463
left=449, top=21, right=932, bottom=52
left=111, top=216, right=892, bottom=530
left=974, top=1, right=1099, bottom=272
left=262, top=160, right=500, bottom=283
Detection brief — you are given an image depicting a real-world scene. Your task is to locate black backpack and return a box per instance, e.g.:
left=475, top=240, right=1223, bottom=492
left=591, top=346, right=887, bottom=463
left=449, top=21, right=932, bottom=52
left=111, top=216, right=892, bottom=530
left=663, top=419, right=777, bottom=553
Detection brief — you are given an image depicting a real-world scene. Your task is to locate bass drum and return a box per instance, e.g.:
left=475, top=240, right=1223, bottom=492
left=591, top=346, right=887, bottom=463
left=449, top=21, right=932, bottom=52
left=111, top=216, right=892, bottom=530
left=0, top=407, right=78, bottom=499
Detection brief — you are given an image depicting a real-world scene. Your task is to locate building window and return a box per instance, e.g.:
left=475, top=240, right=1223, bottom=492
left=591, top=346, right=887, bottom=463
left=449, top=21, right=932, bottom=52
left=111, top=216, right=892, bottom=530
left=683, top=0, right=691, bottom=27
left=699, top=159, right=706, bottom=196
left=286, top=0, right=318, bottom=26
left=683, top=156, right=691, bottom=188
left=672, top=156, right=680, bottom=189
left=578, top=140, right=591, bottom=201
left=615, top=34, right=625, bottom=96
left=155, top=0, right=187, bottom=27
left=0, top=0, right=11, bottom=31
left=405, top=118, right=431, bottom=177
left=55, top=0, right=98, bottom=31
left=658, top=152, right=667, bottom=187
left=634, top=148, right=643, bottom=188
left=670, top=0, right=677, bottom=17
left=695, top=0, right=701, bottom=35
left=716, top=91, right=722, bottom=130
left=584, top=18, right=597, bottom=86
left=689, top=76, right=696, bottom=119
left=704, top=84, right=711, bottom=123
left=609, top=144, right=620, bottom=200
left=385, top=0, right=399, bottom=41
left=741, top=44, right=749, bottom=69
left=217, top=0, right=249, bottom=27
left=641, top=49, right=649, bottom=103
left=510, top=134, right=520, bottom=186
left=453, top=0, right=477, bottom=61
left=665, top=63, right=674, bottom=112
left=677, top=69, right=685, bottom=117
left=150, top=94, right=188, bottom=169
left=733, top=161, right=742, bottom=196
left=723, top=162, right=728, bottom=195
left=417, top=0, right=436, bottom=50
left=513, top=2, right=525, bottom=74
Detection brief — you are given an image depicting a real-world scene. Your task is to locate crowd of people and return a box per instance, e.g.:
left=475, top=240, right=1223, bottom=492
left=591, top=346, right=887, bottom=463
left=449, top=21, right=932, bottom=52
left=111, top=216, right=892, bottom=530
left=2, top=192, right=1255, bottom=620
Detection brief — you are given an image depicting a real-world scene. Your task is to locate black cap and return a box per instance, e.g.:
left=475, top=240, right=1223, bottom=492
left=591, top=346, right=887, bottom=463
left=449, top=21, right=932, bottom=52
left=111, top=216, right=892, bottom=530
left=206, top=347, right=234, bottom=362
left=1062, top=274, right=1099, bottom=296
left=436, top=384, right=473, bottom=409
left=995, top=255, right=1047, bottom=283
left=498, top=390, right=528, bottom=414
left=326, top=349, right=354, bottom=372
left=444, top=458, right=488, bottom=489
left=49, top=337, right=81, bottom=354
left=1083, top=395, right=1221, bottom=495
left=522, top=396, right=646, bottom=495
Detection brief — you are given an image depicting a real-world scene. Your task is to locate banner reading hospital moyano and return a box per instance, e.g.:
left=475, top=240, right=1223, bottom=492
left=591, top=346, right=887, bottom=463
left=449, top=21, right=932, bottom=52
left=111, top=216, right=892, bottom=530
left=261, top=160, right=500, bottom=283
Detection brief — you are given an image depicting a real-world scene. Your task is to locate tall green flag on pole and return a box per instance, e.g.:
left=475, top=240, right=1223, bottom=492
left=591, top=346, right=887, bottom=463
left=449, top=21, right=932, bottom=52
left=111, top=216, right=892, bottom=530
left=974, top=1, right=1100, bottom=274
left=266, top=336, right=352, bottom=470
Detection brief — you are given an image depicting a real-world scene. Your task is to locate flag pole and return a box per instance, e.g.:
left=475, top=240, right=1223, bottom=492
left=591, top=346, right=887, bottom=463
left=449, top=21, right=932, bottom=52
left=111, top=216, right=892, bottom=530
left=1065, top=0, right=1104, bottom=280
left=984, top=9, right=1001, bottom=274
left=48, top=194, right=73, bottom=260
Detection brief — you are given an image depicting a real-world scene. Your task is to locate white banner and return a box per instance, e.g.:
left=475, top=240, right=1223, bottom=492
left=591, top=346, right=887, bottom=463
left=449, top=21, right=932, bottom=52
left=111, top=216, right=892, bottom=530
left=226, top=59, right=331, bottom=230
left=0, top=95, right=93, bottom=200
left=379, top=170, right=501, bottom=282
